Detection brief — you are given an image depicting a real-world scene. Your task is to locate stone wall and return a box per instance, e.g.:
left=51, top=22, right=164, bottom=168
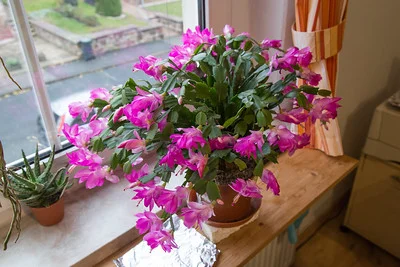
left=30, top=20, right=82, bottom=56
left=31, top=19, right=164, bottom=58
left=91, top=24, right=163, bottom=56
left=150, top=13, right=183, bottom=34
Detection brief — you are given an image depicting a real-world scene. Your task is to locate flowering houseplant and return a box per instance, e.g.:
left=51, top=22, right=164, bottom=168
left=64, top=25, right=340, bottom=252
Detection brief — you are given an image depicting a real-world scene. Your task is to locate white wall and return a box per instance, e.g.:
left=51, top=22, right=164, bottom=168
left=207, top=0, right=400, bottom=238
left=337, top=0, right=400, bottom=158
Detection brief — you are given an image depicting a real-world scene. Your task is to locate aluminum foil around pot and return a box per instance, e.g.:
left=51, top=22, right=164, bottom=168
left=114, top=215, right=220, bottom=267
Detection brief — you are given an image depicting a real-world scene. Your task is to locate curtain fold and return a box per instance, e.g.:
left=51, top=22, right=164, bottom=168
left=292, top=0, right=348, bottom=156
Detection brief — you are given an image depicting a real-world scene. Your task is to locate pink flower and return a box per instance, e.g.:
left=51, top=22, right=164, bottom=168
left=158, top=113, right=167, bottom=132
left=187, top=150, right=208, bottom=177
left=299, top=68, right=322, bottom=86
left=133, top=55, right=165, bottom=81
left=159, top=145, right=187, bottom=169
left=238, top=32, right=250, bottom=37
left=309, top=97, right=341, bottom=123
left=113, top=106, right=125, bottom=123
left=125, top=108, right=154, bottom=130
left=261, top=39, right=282, bottom=49
left=182, top=26, right=216, bottom=47
left=261, top=50, right=269, bottom=61
left=261, top=169, right=280, bottom=196
left=170, top=127, right=206, bottom=150
left=282, top=83, right=297, bottom=95
left=135, top=211, right=163, bottom=235
left=68, top=101, right=92, bottom=122
left=90, top=88, right=112, bottom=102
left=74, top=165, right=119, bottom=189
left=118, top=130, right=146, bottom=153
left=133, top=183, right=164, bottom=210
left=62, top=123, right=92, bottom=148
left=223, top=24, right=235, bottom=36
left=229, top=178, right=263, bottom=204
left=233, top=130, right=264, bottom=159
left=157, top=186, right=189, bottom=214
left=169, top=45, right=196, bottom=71
left=296, top=47, right=313, bottom=67
left=67, top=148, right=102, bottom=168
left=181, top=201, right=214, bottom=228
left=267, top=125, right=310, bottom=156
left=68, top=88, right=112, bottom=122
left=143, top=230, right=178, bottom=252
left=132, top=88, right=164, bottom=113
left=123, top=89, right=164, bottom=130
left=125, top=163, right=149, bottom=183
left=209, top=135, right=236, bottom=150
left=271, top=47, right=313, bottom=72
left=88, top=118, right=108, bottom=136
left=275, top=108, right=308, bottom=124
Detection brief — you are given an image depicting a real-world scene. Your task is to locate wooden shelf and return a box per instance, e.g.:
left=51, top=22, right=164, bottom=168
left=96, top=149, right=358, bottom=267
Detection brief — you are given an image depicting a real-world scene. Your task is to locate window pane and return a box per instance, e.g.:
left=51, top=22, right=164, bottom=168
left=1, top=0, right=200, bottom=162
left=22, top=0, right=186, bottom=144
left=0, top=2, right=50, bottom=163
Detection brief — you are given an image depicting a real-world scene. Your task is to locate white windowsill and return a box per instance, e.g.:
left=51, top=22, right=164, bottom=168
left=0, top=174, right=144, bottom=267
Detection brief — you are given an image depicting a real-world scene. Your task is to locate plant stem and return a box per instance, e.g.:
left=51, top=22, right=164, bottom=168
left=0, top=56, right=23, bottom=91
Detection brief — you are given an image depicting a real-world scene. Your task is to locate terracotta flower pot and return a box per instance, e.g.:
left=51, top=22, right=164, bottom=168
left=209, top=184, right=253, bottom=223
left=189, top=184, right=261, bottom=228
left=30, top=198, right=65, bottom=226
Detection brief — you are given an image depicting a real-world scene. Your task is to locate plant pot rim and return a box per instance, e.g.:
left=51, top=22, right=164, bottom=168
left=29, top=197, right=64, bottom=210
left=205, top=197, right=262, bottom=228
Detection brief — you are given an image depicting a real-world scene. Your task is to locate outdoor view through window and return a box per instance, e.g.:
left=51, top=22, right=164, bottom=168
left=0, top=0, right=184, bottom=163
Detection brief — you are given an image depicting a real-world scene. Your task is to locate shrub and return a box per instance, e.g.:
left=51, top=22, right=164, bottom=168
left=78, top=15, right=99, bottom=27
left=95, top=0, right=122, bottom=17
left=56, top=4, right=100, bottom=27
left=84, top=0, right=95, bottom=5
left=64, top=0, right=78, bottom=6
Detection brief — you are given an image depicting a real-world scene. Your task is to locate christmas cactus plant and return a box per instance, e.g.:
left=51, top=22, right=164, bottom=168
left=64, top=25, right=340, bottom=252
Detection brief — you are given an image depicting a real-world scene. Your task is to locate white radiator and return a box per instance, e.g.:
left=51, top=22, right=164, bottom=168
left=245, top=231, right=296, bottom=267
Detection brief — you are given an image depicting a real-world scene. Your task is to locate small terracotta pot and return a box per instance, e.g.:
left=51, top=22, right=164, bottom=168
left=30, top=198, right=65, bottom=226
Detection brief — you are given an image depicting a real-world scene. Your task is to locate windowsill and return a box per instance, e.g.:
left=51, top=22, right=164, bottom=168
left=0, top=174, right=144, bottom=267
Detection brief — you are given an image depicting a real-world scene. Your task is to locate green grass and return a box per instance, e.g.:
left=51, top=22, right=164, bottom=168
left=23, top=0, right=58, bottom=12
left=145, top=0, right=182, bottom=18
left=45, top=11, right=90, bottom=34
left=23, top=0, right=148, bottom=34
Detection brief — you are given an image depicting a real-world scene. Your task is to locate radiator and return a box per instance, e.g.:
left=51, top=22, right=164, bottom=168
left=245, top=231, right=296, bottom=267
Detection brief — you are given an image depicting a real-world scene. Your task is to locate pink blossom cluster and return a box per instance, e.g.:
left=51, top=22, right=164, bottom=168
left=62, top=25, right=343, bottom=253
left=63, top=118, right=120, bottom=189
left=131, top=178, right=214, bottom=251
left=122, top=88, right=164, bottom=131
left=69, top=88, right=112, bottom=122
left=275, top=94, right=342, bottom=126
left=169, top=26, right=216, bottom=71
left=133, top=56, right=166, bottom=82
left=160, top=127, right=208, bottom=177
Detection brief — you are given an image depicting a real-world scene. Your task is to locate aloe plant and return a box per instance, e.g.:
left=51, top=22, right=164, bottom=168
left=7, top=146, right=72, bottom=208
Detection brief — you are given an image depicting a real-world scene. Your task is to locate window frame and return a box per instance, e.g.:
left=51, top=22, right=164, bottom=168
left=8, top=0, right=62, bottom=153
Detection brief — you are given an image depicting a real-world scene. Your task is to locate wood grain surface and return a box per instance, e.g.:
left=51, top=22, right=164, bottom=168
left=97, top=149, right=358, bottom=267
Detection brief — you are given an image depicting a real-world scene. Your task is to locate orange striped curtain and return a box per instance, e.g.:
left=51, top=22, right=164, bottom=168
left=292, top=0, right=348, bottom=156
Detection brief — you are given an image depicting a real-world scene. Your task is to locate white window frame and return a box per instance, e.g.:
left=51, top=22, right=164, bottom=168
left=8, top=0, right=62, bottom=152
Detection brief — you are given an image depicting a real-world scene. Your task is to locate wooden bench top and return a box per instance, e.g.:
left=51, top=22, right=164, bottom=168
left=96, top=149, right=358, bottom=267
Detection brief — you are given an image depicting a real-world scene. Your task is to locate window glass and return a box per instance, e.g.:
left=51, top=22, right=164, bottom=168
left=1, top=0, right=192, bottom=163
left=0, top=2, right=50, bottom=163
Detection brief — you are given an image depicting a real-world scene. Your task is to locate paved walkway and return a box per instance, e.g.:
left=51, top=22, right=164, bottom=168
left=0, top=37, right=180, bottom=163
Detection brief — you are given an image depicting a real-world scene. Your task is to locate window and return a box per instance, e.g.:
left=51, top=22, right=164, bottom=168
left=0, top=0, right=199, bottom=165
